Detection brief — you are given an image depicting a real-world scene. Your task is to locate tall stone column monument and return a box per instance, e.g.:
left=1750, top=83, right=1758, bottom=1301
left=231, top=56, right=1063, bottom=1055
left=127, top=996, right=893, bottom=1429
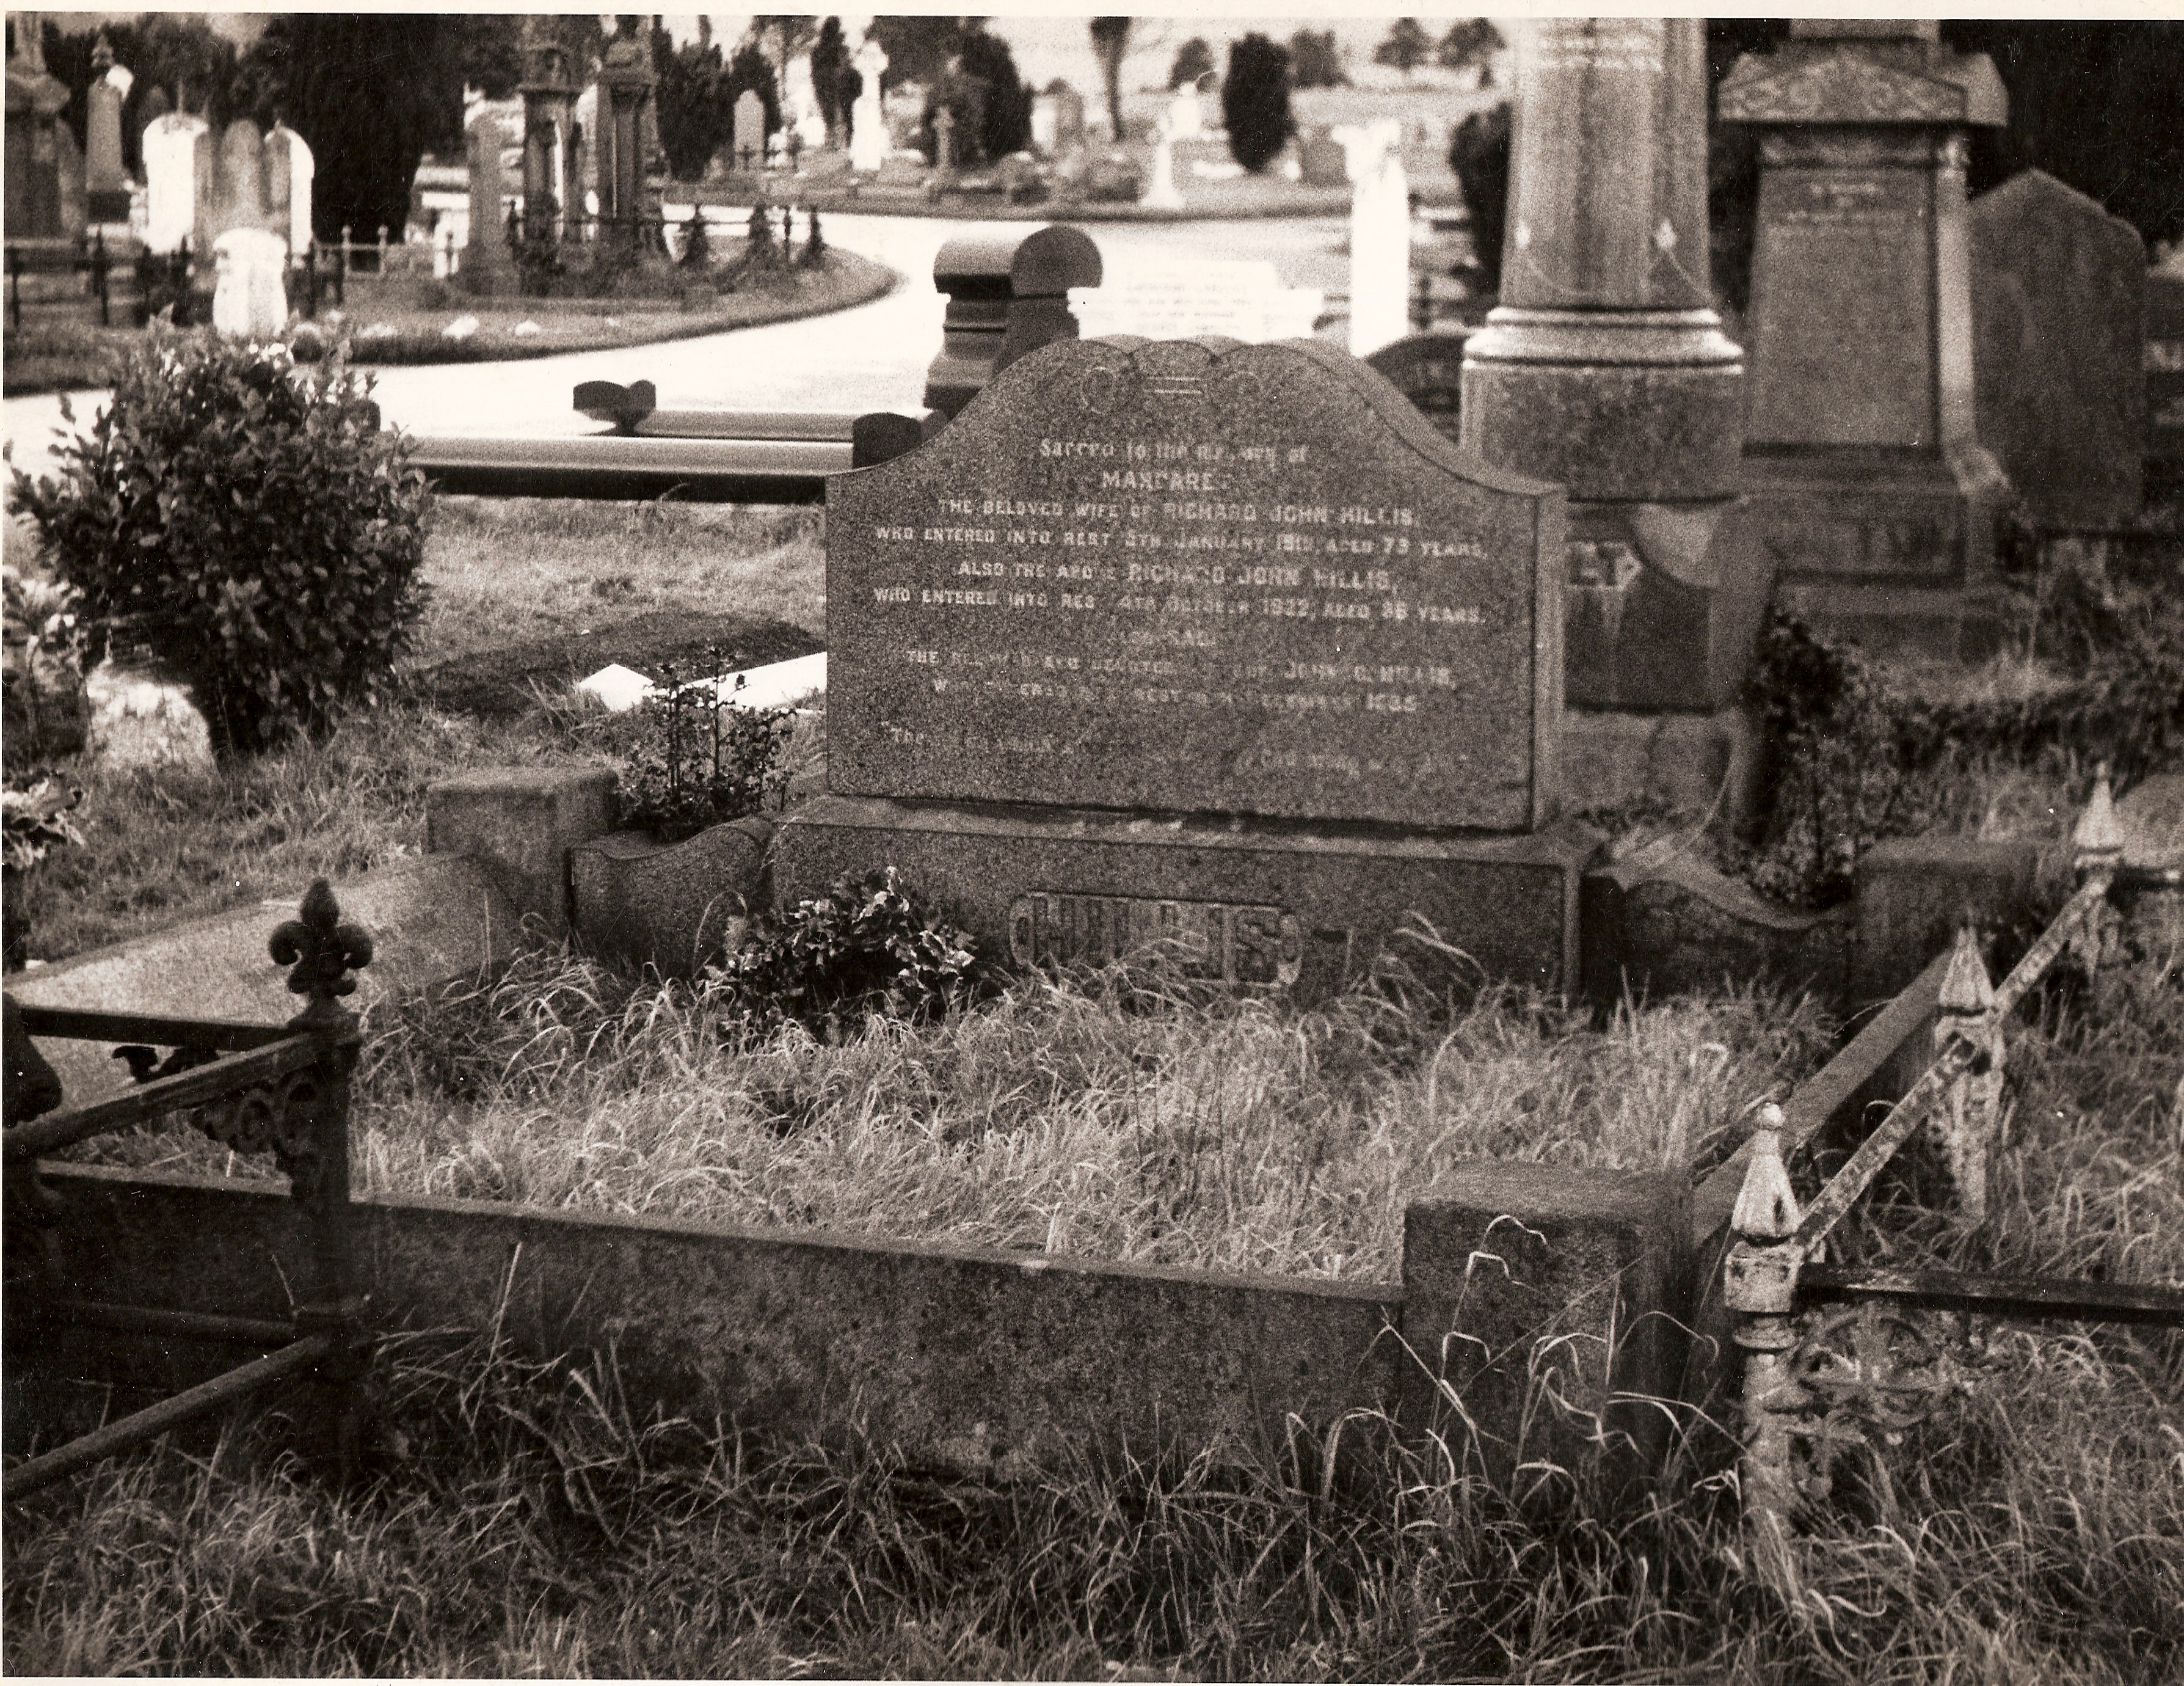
left=1460, top=18, right=1763, bottom=808
left=1720, top=20, right=2012, bottom=660
left=597, top=20, right=658, bottom=250
left=519, top=18, right=578, bottom=244
left=850, top=38, right=889, bottom=173
left=84, top=32, right=133, bottom=223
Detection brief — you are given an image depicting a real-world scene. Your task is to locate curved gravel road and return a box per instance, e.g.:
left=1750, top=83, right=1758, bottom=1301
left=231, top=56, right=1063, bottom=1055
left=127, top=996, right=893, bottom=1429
left=4, top=212, right=1347, bottom=482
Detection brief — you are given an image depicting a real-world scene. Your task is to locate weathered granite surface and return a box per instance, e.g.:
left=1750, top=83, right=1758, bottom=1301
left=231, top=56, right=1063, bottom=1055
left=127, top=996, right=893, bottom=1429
left=1971, top=170, right=2146, bottom=530
left=1366, top=331, right=1470, bottom=443
left=1723, top=20, right=2013, bottom=649
left=774, top=795, right=1602, bottom=1001
left=829, top=335, right=1566, bottom=833
left=569, top=819, right=769, bottom=976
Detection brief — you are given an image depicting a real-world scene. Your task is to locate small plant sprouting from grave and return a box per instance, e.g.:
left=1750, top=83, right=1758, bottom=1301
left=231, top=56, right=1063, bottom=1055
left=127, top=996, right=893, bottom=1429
left=2, top=775, right=84, bottom=971
left=611, top=654, right=795, bottom=844
left=707, top=867, right=989, bottom=1042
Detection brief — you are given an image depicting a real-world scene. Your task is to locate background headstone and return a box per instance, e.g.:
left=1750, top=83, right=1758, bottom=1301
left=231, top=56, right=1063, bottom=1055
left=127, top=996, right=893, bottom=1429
left=1368, top=332, right=1474, bottom=442
left=211, top=225, right=288, bottom=339
left=84, top=36, right=132, bottom=222
left=268, top=122, right=313, bottom=258
left=1719, top=20, right=2014, bottom=656
left=2149, top=270, right=2184, bottom=474
left=785, top=54, right=827, bottom=151
left=464, top=110, right=514, bottom=287
left=5, top=25, right=73, bottom=241
left=142, top=111, right=206, bottom=255
left=733, top=88, right=765, bottom=171
left=1299, top=128, right=1347, bottom=189
left=1334, top=119, right=1409, bottom=359
left=214, top=118, right=268, bottom=235
left=1140, top=126, right=1181, bottom=211
left=932, top=106, right=956, bottom=173
left=1069, top=258, right=1320, bottom=343
left=1970, top=170, right=2146, bottom=528
left=850, top=38, right=889, bottom=172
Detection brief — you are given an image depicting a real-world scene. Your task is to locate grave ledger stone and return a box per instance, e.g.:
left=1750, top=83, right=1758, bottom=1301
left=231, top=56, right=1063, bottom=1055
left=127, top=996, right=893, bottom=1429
left=1969, top=170, right=2146, bottom=530
left=1720, top=20, right=2014, bottom=660
left=777, top=337, right=1598, bottom=999
left=1462, top=17, right=1763, bottom=722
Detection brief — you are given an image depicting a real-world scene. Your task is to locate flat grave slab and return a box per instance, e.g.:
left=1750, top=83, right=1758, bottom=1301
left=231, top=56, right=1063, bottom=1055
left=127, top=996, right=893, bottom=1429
left=824, top=336, right=1565, bottom=833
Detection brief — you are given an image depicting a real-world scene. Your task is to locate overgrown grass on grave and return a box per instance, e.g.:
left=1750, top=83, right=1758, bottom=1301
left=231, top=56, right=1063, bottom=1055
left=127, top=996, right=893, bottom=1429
left=10, top=971, right=2177, bottom=1681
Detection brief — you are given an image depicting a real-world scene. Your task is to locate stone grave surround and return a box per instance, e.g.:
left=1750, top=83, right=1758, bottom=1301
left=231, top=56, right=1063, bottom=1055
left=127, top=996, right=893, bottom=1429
left=776, top=335, right=1600, bottom=1000
left=1719, top=19, right=2017, bottom=661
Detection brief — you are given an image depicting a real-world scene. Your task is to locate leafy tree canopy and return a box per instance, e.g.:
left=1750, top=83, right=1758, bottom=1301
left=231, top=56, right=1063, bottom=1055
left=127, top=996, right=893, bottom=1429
left=1374, top=18, right=1432, bottom=78
left=1168, top=37, right=1215, bottom=92
left=1288, top=29, right=1347, bottom=90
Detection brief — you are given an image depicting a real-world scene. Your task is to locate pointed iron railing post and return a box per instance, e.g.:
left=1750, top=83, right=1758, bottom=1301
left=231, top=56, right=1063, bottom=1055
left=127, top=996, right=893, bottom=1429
left=268, top=879, right=375, bottom=1476
left=2072, top=764, right=2124, bottom=977
left=1929, top=924, right=2001, bottom=1222
left=1724, top=1103, right=1808, bottom=1594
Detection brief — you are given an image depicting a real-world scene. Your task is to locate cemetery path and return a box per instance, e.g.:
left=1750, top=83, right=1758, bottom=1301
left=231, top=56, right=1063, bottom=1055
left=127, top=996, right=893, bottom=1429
left=2, top=213, right=1347, bottom=481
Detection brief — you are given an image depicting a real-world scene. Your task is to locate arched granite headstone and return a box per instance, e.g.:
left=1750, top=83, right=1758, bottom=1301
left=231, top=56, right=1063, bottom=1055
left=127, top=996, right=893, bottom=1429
left=782, top=336, right=1593, bottom=998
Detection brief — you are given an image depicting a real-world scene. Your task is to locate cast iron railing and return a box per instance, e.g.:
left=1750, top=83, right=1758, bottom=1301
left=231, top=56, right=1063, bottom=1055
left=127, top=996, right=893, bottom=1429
left=1720, top=768, right=2184, bottom=1589
left=2, top=881, right=376, bottom=1499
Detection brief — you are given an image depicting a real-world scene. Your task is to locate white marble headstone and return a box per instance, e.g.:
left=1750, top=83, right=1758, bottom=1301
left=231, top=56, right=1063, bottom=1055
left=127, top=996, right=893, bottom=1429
left=1335, top=119, right=1409, bottom=359
left=211, top=226, right=289, bottom=340
left=142, top=112, right=207, bottom=255
left=850, top=38, right=889, bottom=172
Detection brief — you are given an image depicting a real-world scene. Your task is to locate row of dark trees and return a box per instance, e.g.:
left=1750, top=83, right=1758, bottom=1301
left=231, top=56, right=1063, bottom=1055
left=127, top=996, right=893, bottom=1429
left=1167, top=21, right=1504, bottom=95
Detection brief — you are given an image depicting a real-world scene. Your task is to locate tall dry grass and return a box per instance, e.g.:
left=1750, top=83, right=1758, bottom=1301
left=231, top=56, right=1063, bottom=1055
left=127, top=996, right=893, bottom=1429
left=76, top=955, right=1835, bottom=1284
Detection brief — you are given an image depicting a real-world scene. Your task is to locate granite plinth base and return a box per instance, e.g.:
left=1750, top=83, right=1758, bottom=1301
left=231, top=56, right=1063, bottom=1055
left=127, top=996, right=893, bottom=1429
left=1564, top=497, right=1775, bottom=712
left=774, top=794, right=1603, bottom=1001
left=1741, top=443, right=2012, bottom=660
left=1461, top=357, right=1744, bottom=505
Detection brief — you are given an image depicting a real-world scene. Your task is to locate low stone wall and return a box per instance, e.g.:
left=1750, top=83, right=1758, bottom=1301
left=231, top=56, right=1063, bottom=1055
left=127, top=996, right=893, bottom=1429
left=22, top=1159, right=1697, bottom=1485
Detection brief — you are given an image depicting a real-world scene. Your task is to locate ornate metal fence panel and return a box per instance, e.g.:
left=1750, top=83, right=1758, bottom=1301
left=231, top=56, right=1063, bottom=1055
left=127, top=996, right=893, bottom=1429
left=1722, top=769, right=2184, bottom=1587
left=2, top=881, right=376, bottom=1499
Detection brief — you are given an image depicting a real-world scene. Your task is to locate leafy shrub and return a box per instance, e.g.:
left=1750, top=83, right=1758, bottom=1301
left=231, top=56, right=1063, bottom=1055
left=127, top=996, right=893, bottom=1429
left=611, top=666, right=794, bottom=843
left=9, top=327, right=431, bottom=755
left=1742, top=557, right=2184, bottom=907
left=708, top=867, right=986, bottom=1040
left=2, top=776, right=85, bottom=971
left=1221, top=34, right=1294, bottom=174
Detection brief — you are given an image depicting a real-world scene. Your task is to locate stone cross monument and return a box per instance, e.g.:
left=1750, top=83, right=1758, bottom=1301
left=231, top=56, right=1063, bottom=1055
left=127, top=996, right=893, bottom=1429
left=850, top=38, right=889, bottom=173
left=1719, top=19, right=2012, bottom=660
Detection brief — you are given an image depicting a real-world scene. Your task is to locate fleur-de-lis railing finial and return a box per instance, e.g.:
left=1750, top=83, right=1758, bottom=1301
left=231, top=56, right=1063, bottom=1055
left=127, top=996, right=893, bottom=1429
left=270, top=879, right=374, bottom=1027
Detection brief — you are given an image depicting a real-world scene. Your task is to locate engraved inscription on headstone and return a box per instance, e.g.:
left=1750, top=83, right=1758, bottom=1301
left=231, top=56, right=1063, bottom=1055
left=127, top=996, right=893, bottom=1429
left=1748, top=161, right=1935, bottom=448
left=827, top=337, right=1563, bottom=833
